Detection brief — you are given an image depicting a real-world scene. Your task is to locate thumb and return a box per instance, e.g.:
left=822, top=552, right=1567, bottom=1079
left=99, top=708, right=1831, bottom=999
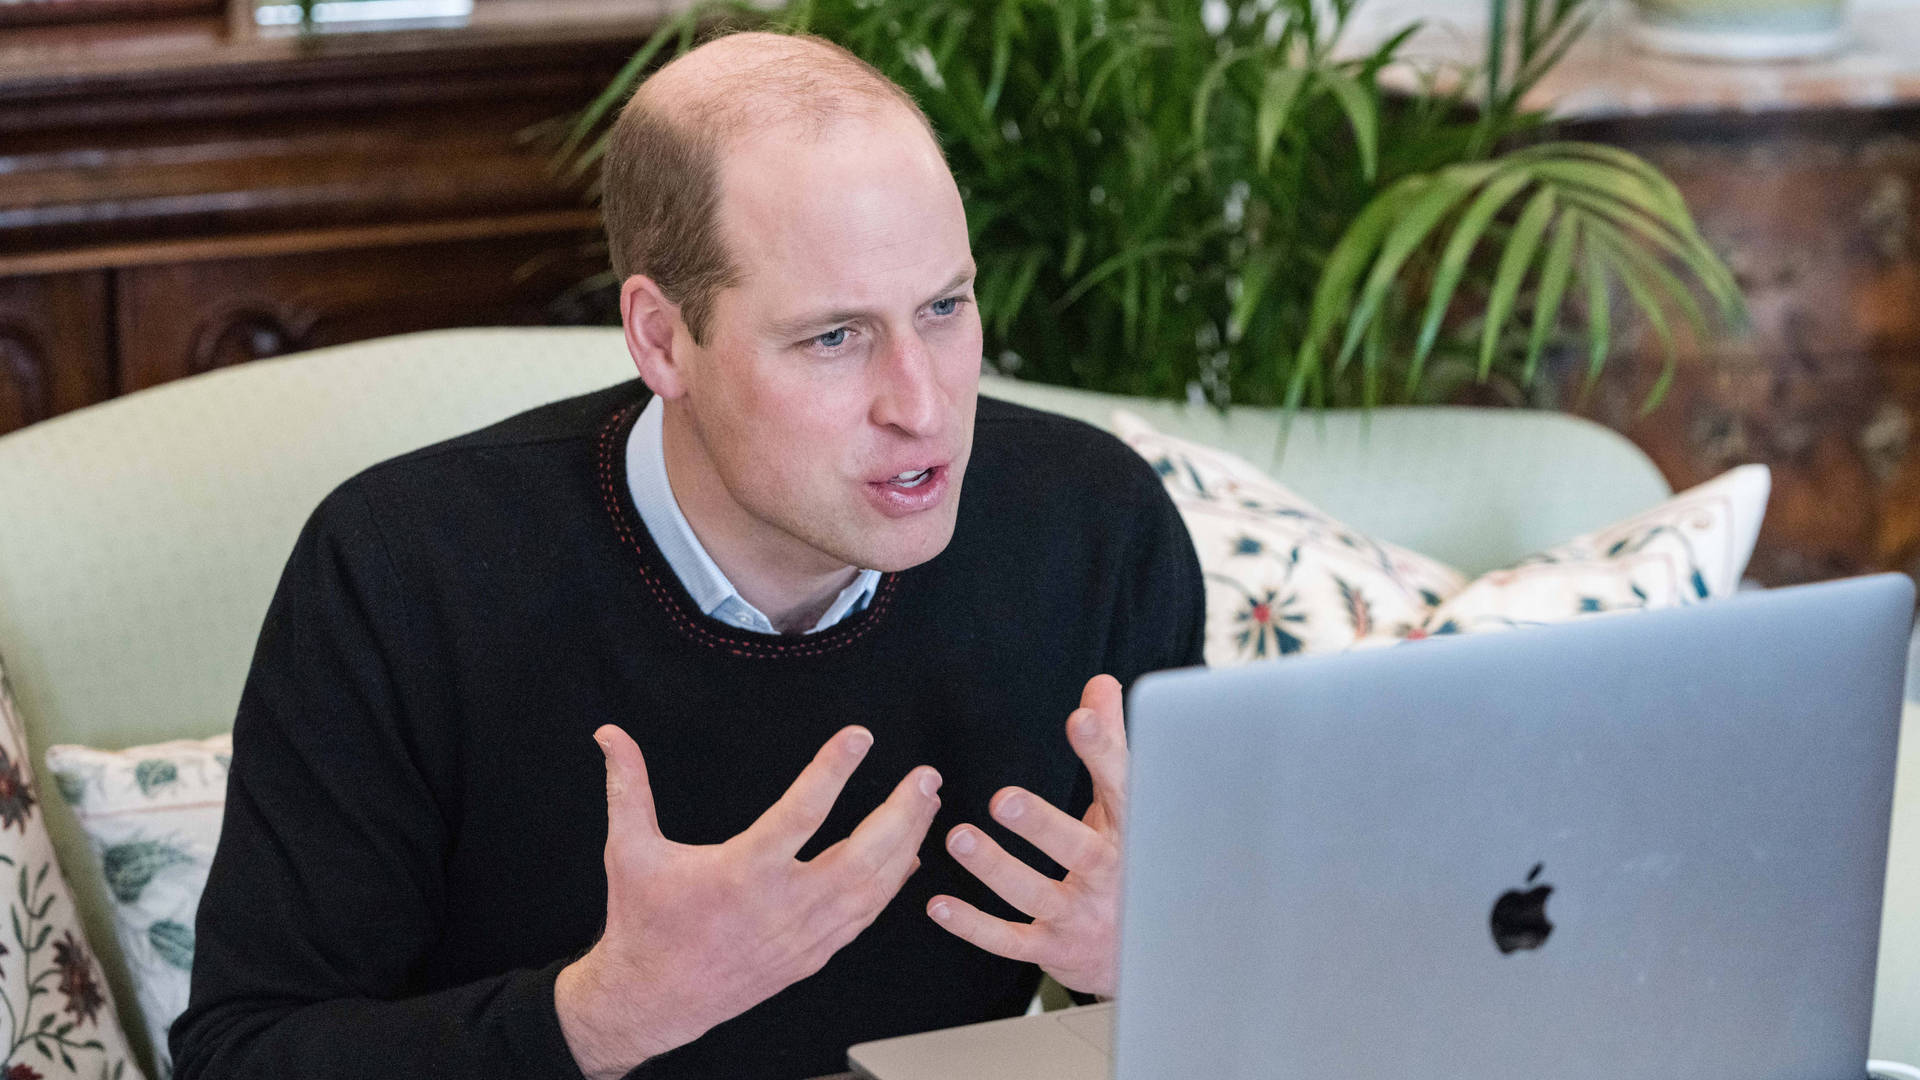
left=1080, top=674, right=1125, bottom=741
left=595, top=724, right=660, bottom=840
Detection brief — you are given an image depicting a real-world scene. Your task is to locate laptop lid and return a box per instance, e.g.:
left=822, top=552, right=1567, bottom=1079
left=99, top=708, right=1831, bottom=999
left=1118, top=573, right=1912, bottom=1080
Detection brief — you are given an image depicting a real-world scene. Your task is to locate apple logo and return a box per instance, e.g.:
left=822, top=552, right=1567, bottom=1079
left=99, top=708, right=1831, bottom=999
left=1490, top=863, right=1554, bottom=954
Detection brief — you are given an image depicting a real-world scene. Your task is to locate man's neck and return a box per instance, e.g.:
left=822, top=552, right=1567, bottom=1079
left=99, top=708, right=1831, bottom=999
left=764, top=583, right=850, bottom=635
left=660, top=401, right=860, bottom=633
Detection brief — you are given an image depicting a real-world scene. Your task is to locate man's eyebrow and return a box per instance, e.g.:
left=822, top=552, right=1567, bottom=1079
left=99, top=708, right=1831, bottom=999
left=769, top=266, right=978, bottom=340
left=930, top=266, right=978, bottom=299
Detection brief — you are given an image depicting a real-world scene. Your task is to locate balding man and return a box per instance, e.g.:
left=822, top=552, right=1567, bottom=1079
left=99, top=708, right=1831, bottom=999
left=172, top=31, right=1203, bottom=1080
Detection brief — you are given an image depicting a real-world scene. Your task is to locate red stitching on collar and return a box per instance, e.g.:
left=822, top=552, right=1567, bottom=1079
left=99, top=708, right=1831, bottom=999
left=596, top=400, right=898, bottom=659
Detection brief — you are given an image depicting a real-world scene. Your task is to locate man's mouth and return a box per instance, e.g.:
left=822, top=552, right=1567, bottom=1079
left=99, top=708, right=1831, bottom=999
left=865, top=463, right=951, bottom=517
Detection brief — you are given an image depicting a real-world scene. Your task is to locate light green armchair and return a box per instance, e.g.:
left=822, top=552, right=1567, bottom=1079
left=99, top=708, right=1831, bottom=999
left=0, top=326, right=1909, bottom=1069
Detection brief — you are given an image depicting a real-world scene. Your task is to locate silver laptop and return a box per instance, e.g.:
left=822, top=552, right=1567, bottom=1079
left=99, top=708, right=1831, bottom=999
left=849, top=573, right=1913, bottom=1080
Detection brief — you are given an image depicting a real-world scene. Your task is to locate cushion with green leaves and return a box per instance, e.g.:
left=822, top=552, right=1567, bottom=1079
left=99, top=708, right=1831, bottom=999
left=43, top=737, right=229, bottom=1080
left=1112, top=410, right=1770, bottom=665
left=0, top=664, right=142, bottom=1080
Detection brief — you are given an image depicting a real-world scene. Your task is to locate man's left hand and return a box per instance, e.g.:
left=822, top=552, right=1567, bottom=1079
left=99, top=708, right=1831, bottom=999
left=926, top=673, right=1127, bottom=997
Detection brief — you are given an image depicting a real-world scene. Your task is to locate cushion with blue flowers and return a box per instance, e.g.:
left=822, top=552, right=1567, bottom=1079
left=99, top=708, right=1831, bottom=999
left=1112, top=410, right=1468, bottom=665
left=42, top=737, right=229, bottom=1080
left=1112, top=410, right=1770, bottom=666
left=1420, top=463, right=1770, bottom=637
left=0, top=662, right=142, bottom=1080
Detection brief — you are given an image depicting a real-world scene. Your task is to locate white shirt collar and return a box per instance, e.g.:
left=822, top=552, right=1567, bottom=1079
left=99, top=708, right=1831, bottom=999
left=626, top=396, right=880, bottom=636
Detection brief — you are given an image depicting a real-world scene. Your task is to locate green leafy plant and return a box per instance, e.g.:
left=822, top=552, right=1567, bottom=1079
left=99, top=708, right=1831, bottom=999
left=559, top=0, right=1744, bottom=412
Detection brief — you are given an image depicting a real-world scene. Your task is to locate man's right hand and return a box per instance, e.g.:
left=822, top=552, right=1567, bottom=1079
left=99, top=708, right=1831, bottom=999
left=554, top=723, right=941, bottom=1080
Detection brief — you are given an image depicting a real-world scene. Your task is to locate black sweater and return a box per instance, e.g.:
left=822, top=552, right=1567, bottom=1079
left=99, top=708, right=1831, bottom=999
left=171, top=380, right=1205, bottom=1080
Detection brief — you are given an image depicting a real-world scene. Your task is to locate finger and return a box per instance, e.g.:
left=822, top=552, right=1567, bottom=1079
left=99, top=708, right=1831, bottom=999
left=595, top=724, right=660, bottom=841
left=819, top=765, right=942, bottom=884
left=991, top=787, right=1112, bottom=878
left=1080, top=673, right=1125, bottom=744
left=927, top=894, right=1045, bottom=964
left=743, top=726, right=875, bottom=860
left=805, top=849, right=929, bottom=968
left=1070, top=674, right=1129, bottom=826
left=945, top=824, right=1068, bottom=921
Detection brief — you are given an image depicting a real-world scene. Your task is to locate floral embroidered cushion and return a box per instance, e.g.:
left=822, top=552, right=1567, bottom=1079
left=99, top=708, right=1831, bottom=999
left=1112, top=410, right=1770, bottom=666
left=42, top=737, right=229, bottom=1080
left=1111, top=410, right=1468, bottom=665
left=1420, top=464, right=1771, bottom=637
left=0, top=664, right=141, bottom=1080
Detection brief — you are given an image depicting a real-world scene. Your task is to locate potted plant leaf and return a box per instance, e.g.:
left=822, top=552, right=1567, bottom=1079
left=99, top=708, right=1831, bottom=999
left=557, top=0, right=1744, bottom=414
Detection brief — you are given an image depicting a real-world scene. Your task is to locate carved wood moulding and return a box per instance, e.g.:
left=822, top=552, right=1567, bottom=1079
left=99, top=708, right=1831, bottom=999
left=0, top=328, right=54, bottom=431
left=0, top=272, right=112, bottom=432
left=185, top=303, right=323, bottom=375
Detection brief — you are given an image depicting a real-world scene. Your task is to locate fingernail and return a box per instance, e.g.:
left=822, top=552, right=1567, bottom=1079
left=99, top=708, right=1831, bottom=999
left=1073, top=710, right=1100, bottom=739
left=949, top=828, right=977, bottom=855
left=919, top=769, right=941, bottom=797
left=846, top=729, right=874, bottom=757
left=996, top=795, right=1023, bottom=822
left=930, top=900, right=952, bottom=922
left=593, top=734, right=612, bottom=755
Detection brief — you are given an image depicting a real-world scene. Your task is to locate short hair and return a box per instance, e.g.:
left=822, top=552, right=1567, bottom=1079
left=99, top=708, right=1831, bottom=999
left=601, top=31, right=940, bottom=346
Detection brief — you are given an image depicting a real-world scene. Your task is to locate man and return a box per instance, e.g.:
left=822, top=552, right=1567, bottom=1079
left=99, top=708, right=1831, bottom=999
left=172, top=30, right=1203, bottom=1080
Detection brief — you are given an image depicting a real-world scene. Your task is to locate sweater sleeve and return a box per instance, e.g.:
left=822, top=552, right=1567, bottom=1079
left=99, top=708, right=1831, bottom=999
left=1108, top=453, right=1207, bottom=687
left=169, top=483, right=589, bottom=1080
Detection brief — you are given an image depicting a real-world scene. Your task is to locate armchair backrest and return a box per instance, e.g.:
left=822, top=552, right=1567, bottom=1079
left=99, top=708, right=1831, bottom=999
left=977, top=374, right=1672, bottom=576
left=0, top=324, right=1678, bottom=1066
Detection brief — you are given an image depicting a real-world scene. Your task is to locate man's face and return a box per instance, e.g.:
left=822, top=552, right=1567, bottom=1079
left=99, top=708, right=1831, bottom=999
left=669, top=108, right=981, bottom=576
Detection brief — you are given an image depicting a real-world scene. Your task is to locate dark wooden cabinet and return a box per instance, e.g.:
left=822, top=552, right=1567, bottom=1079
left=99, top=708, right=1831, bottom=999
left=0, top=0, right=670, bottom=435
left=111, top=220, right=612, bottom=390
left=1553, top=105, right=1920, bottom=586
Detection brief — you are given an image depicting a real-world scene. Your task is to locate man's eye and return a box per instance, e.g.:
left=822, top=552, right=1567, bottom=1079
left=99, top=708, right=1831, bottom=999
left=814, top=327, right=849, bottom=348
left=931, top=297, right=962, bottom=316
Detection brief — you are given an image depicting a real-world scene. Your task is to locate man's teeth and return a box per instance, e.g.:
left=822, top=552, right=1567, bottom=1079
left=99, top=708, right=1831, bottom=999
left=889, top=469, right=932, bottom=488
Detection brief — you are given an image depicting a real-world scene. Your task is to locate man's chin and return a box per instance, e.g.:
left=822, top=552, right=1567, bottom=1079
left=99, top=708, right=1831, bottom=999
left=849, top=509, right=961, bottom=574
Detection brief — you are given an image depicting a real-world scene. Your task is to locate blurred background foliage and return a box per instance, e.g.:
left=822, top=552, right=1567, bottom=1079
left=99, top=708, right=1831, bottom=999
left=560, top=0, right=1746, bottom=411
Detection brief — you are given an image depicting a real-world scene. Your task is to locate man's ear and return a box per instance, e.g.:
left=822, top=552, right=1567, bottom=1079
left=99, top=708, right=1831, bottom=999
left=621, top=274, right=691, bottom=400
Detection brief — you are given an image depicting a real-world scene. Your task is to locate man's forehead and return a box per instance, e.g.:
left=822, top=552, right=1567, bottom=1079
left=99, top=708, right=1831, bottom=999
left=715, top=108, right=948, bottom=214
left=712, top=113, right=967, bottom=304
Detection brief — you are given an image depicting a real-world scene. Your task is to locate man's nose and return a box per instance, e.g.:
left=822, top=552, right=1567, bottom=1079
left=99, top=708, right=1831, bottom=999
left=870, top=332, right=944, bottom=437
